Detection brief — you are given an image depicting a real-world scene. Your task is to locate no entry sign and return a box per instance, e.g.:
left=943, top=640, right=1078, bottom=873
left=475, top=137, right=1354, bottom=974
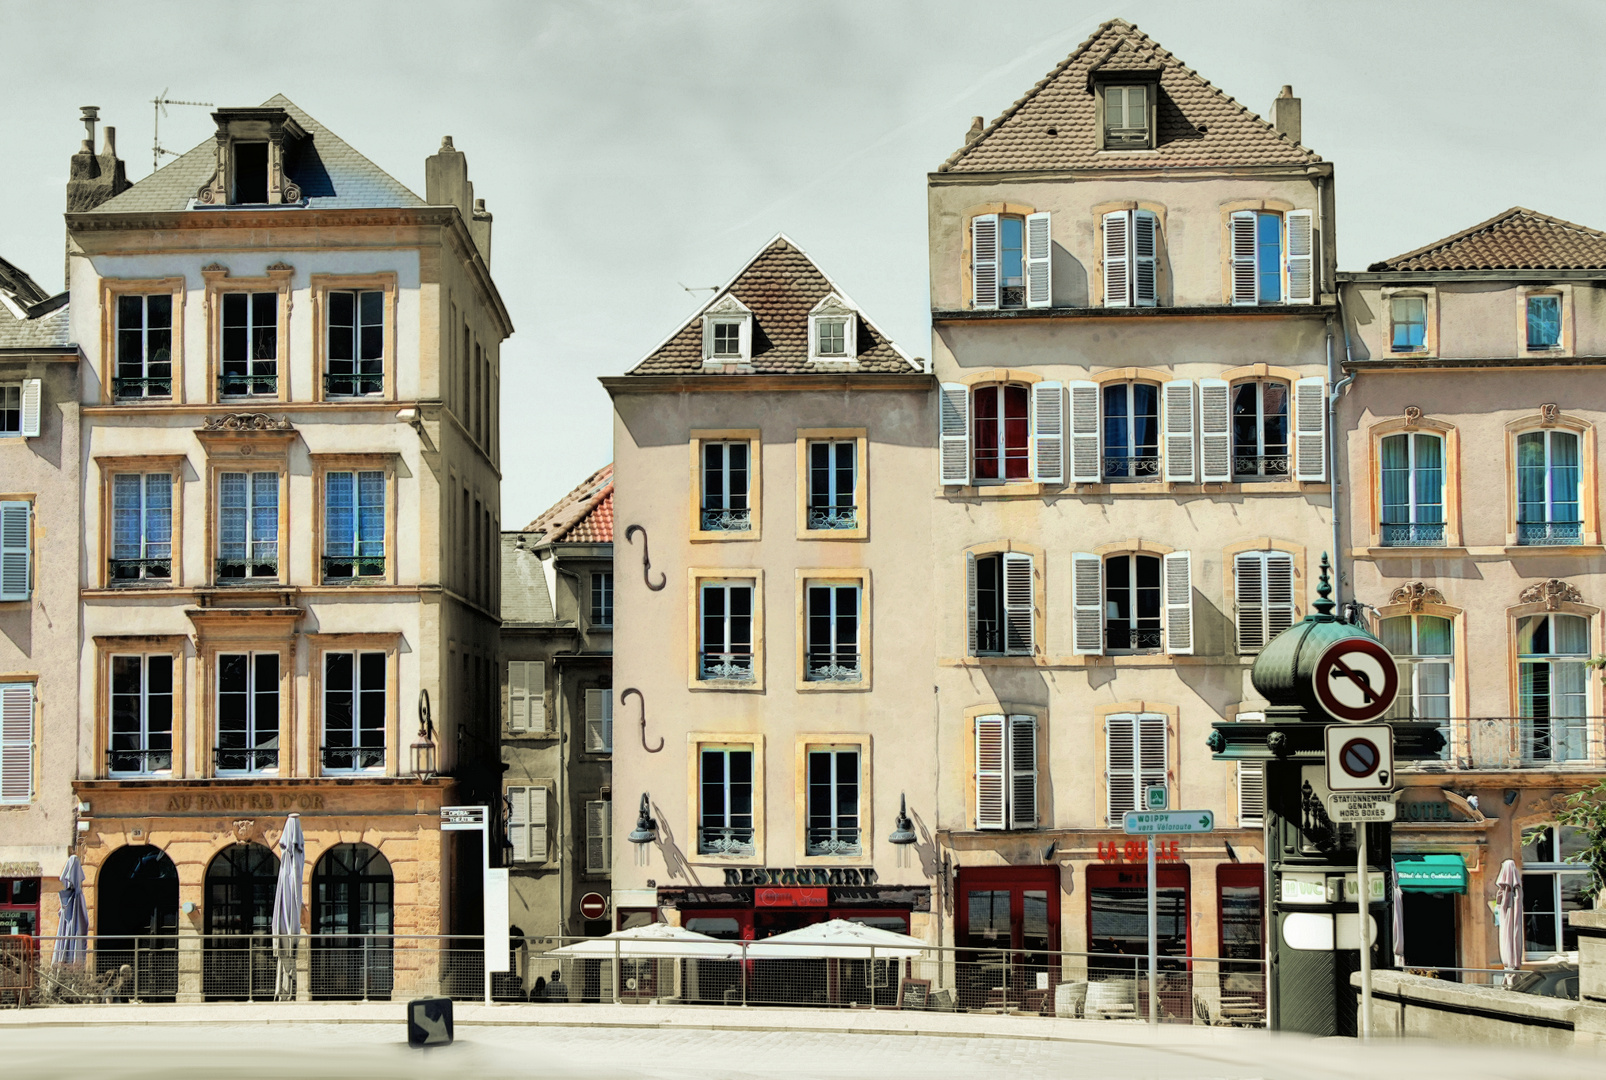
left=580, top=892, right=608, bottom=920
left=1312, top=637, right=1399, bottom=723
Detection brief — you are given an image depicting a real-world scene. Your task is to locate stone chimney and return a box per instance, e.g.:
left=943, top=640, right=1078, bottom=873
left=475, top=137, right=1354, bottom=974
left=966, top=116, right=985, bottom=145
left=470, top=198, right=493, bottom=269
left=1271, top=85, right=1301, bottom=145
left=425, top=136, right=491, bottom=267
left=65, top=107, right=131, bottom=286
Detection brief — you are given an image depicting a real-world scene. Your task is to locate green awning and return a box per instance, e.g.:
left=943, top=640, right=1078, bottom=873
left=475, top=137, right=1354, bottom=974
left=1394, top=853, right=1467, bottom=894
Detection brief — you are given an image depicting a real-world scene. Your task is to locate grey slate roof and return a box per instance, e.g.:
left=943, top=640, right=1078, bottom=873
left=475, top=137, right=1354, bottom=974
left=0, top=255, right=69, bottom=349
left=89, top=94, right=426, bottom=214
left=501, top=533, right=556, bottom=626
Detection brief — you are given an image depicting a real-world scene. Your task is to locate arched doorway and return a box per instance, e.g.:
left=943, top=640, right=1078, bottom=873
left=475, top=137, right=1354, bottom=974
left=311, top=843, right=393, bottom=999
left=97, top=845, right=179, bottom=1001
left=202, top=843, right=279, bottom=1000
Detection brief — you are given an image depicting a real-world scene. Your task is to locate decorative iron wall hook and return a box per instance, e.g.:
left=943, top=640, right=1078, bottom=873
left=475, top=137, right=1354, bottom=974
left=625, top=525, right=666, bottom=591
left=622, top=687, right=663, bottom=753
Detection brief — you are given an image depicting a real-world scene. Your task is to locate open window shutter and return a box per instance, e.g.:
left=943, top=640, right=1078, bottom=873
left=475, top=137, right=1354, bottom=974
left=1230, top=211, right=1258, bottom=305
left=587, top=800, right=611, bottom=872
left=1002, top=553, right=1034, bottom=656
left=529, top=786, right=550, bottom=862
left=1133, top=210, right=1158, bottom=306
left=585, top=689, right=609, bottom=752
left=1103, top=211, right=1131, bottom=307
left=1294, top=376, right=1327, bottom=481
left=1197, top=379, right=1232, bottom=483
left=1071, top=551, right=1103, bottom=655
left=972, top=214, right=999, bottom=310
left=1266, top=553, right=1296, bottom=638
left=1161, top=380, right=1195, bottom=482
left=1163, top=551, right=1193, bottom=655
left=1025, top=212, right=1052, bottom=308
left=19, top=379, right=41, bottom=438
left=1237, top=762, right=1266, bottom=826
left=1137, top=714, right=1168, bottom=801
left=0, top=502, right=31, bottom=603
left=508, top=662, right=529, bottom=733
left=1285, top=210, right=1315, bottom=304
left=1105, top=714, right=1136, bottom=824
left=1007, top=715, right=1038, bottom=828
left=0, top=684, right=33, bottom=803
left=1030, top=381, right=1064, bottom=484
left=965, top=552, right=979, bottom=656
left=1235, top=552, right=1265, bottom=653
left=507, top=785, right=530, bottom=861
left=939, top=383, right=971, bottom=486
left=975, top=715, right=1006, bottom=829
left=603, top=693, right=613, bottom=751
left=1068, top=381, right=1101, bottom=483
left=528, top=661, right=547, bottom=732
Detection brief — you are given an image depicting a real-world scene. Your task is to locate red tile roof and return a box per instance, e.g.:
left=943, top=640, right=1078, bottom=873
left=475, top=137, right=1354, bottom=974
left=939, top=19, right=1320, bottom=173
left=525, top=464, right=613, bottom=544
left=1367, top=208, right=1606, bottom=272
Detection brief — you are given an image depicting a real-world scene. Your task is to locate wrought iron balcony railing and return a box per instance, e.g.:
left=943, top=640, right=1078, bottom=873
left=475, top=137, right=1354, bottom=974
left=321, top=746, right=386, bottom=771
left=807, top=505, right=858, bottom=530
left=1103, top=453, right=1161, bottom=480
left=1381, top=522, right=1447, bottom=547
left=804, top=649, right=861, bottom=683
left=700, top=506, right=752, bottom=532
left=697, top=825, right=755, bottom=856
left=217, top=373, right=278, bottom=397
left=112, top=376, right=173, bottom=399
left=699, top=651, right=755, bottom=682
left=1233, top=454, right=1290, bottom=479
left=805, top=826, right=862, bottom=856
left=1105, top=625, right=1163, bottom=653
left=109, top=557, right=172, bottom=584
left=323, top=372, right=384, bottom=397
left=107, top=748, right=173, bottom=775
left=1517, top=521, right=1583, bottom=546
left=322, top=555, right=386, bottom=581
left=214, top=747, right=279, bottom=773
left=1458, top=716, right=1601, bottom=769
left=216, top=556, right=279, bottom=581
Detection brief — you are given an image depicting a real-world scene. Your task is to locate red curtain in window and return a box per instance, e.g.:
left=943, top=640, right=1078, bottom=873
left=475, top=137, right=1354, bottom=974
left=974, top=385, right=1030, bottom=480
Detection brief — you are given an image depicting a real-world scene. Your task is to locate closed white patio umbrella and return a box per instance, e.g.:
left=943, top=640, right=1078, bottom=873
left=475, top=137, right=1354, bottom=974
left=1496, top=859, right=1525, bottom=971
left=743, top=919, right=927, bottom=960
left=547, top=922, right=742, bottom=960
left=270, top=814, right=305, bottom=999
left=52, top=855, right=89, bottom=967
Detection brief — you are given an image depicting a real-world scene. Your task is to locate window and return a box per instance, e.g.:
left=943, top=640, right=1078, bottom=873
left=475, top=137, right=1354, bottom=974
left=699, top=746, right=755, bottom=855
left=975, top=714, right=1037, bottom=829
left=323, top=470, right=385, bottom=580
left=1517, top=430, right=1581, bottom=544
left=591, top=572, right=614, bottom=626
left=1071, top=551, right=1192, bottom=656
left=1234, top=551, right=1295, bottom=653
left=1103, top=554, right=1161, bottom=653
left=1517, top=613, right=1589, bottom=764
left=0, top=683, right=35, bottom=803
left=805, top=582, right=860, bottom=683
left=1237, top=761, right=1265, bottom=827
left=807, top=747, right=861, bottom=855
left=586, top=800, right=612, bottom=872
left=967, top=552, right=1033, bottom=657
left=807, top=441, right=857, bottom=530
left=322, top=651, right=385, bottom=772
left=115, top=295, right=173, bottom=398
left=941, top=381, right=1063, bottom=487
left=111, top=473, right=173, bottom=584
left=109, top=655, right=173, bottom=776
left=971, top=212, right=1051, bottom=310
left=1229, top=210, right=1314, bottom=306
left=1, top=501, right=32, bottom=602
left=1103, top=84, right=1150, bottom=148
left=219, top=292, right=278, bottom=396
left=1379, top=433, right=1445, bottom=546
left=584, top=688, right=613, bottom=752
left=816, top=319, right=846, bottom=355
left=974, top=384, right=1030, bottom=481
left=699, top=580, right=755, bottom=681
left=215, top=652, right=279, bottom=773
left=506, top=660, right=546, bottom=734
left=701, top=296, right=753, bottom=362
left=326, top=290, right=384, bottom=396
left=218, top=471, right=278, bottom=579
left=1381, top=615, right=1452, bottom=761
left=232, top=142, right=269, bottom=203
left=1527, top=294, right=1561, bottom=350
left=507, top=786, right=549, bottom=862
left=701, top=442, right=751, bottom=532
left=712, top=321, right=740, bottom=357
left=1106, top=712, right=1167, bottom=824
left=0, top=381, right=39, bottom=438
left=1390, top=295, right=1427, bottom=352
left=1102, top=210, right=1158, bottom=307
left=1232, top=381, right=1289, bottom=479
left=1522, top=825, right=1589, bottom=958
left=1102, top=383, right=1160, bottom=479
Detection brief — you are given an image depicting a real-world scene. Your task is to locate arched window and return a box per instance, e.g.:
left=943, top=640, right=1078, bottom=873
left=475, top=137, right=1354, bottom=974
left=1103, top=554, right=1162, bottom=653
left=203, top=843, right=280, bottom=1000
left=1102, top=382, right=1160, bottom=480
left=97, top=844, right=179, bottom=1001
left=973, top=384, right=1031, bottom=482
left=1516, top=613, right=1589, bottom=764
left=1380, top=615, right=1452, bottom=759
left=1520, top=825, right=1589, bottom=958
left=1231, top=381, right=1289, bottom=479
left=311, top=843, right=394, bottom=1000
left=1379, top=432, right=1445, bottom=546
left=1516, top=430, right=1580, bottom=544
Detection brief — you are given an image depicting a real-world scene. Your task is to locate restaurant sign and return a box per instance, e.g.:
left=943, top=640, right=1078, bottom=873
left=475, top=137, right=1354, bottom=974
left=722, top=868, right=879, bottom=887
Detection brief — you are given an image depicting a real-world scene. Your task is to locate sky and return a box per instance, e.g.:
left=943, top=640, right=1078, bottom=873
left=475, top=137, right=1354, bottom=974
left=2, top=0, right=1603, bottom=527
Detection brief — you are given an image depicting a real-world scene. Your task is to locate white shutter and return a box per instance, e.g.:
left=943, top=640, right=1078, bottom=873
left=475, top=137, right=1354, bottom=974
left=1137, top=714, right=1168, bottom=802
left=1235, top=552, right=1265, bottom=653
left=1007, top=715, right=1038, bottom=828
left=0, top=684, right=33, bottom=803
left=1025, top=212, right=1052, bottom=308
left=972, top=214, right=999, bottom=310
left=586, top=800, right=611, bottom=872
left=1133, top=210, right=1158, bottom=306
left=1030, top=381, right=1064, bottom=484
left=508, top=785, right=530, bottom=862
left=585, top=688, right=612, bottom=752
left=1161, top=379, right=1195, bottom=482
left=1285, top=210, right=1315, bottom=305
left=1197, top=379, right=1232, bottom=483
left=1071, top=551, right=1103, bottom=656
left=1002, top=552, right=1034, bottom=656
left=1294, top=376, right=1327, bottom=481
left=1103, top=211, right=1131, bottom=307
left=1237, top=762, right=1266, bottom=826
left=975, top=715, right=1006, bottom=830
left=1105, top=713, right=1136, bottom=824
left=1068, top=381, right=1101, bottom=483
left=527, top=661, right=547, bottom=732
left=1266, top=553, right=1296, bottom=638
left=965, top=551, right=979, bottom=656
left=19, top=379, right=41, bottom=438
left=939, top=383, right=971, bottom=486
left=0, top=502, right=30, bottom=603
left=529, top=786, right=550, bottom=862
left=1163, top=551, right=1193, bottom=655
left=508, top=662, right=529, bottom=733
left=1230, top=211, right=1258, bottom=305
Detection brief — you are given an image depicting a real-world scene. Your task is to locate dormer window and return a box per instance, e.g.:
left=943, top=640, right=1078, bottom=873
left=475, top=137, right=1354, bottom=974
left=701, top=295, right=753, bottom=365
left=808, top=294, right=858, bottom=362
left=195, top=107, right=305, bottom=207
left=1103, top=84, right=1153, bottom=149
left=232, top=142, right=269, bottom=204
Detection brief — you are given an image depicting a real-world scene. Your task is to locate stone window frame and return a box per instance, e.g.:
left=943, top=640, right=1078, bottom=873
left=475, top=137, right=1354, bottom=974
left=685, top=731, right=766, bottom=866
left=93, top=455, right=187, bottom=590
left=1092, top=699, right=1179, bottom=827
left=308, top=273, right=399, bottom=403
left=686, top=567, right=765, bottom=692
left=202, top=263, right=294, bottom=405
left=1380, top=286, right=1438, bottom=357
left=1222, top=538, right=1307, bottom=655
left=1364, top=414, right=1462, bottom=551
left=959, top=202, right=1038, bottom=312
left=1368, top=600, right=1469, bottom=764
left=960, top=702, right=1046, bottom=832
left=97, top=276, right=187, bottom=406
left=1503, top=410, right=1599, bottom=550
left=306, top=632, right=402, bottom=778
left=190, top=609, right=298, bottom=779
left=93, top=635, right=189, bottom=779
left=794, top=427, right=868, bottom=540
left=197, top=431, right=294, bottom=588
left=1519, top=284, right=1572, bottom=359
left=792, top=732, right=873, bottom=865
left=794, top=568, right=872, bottom=692
left=1504, top=598, right=1603, bottom=757
left=689, top=429, right=762, bottom=542
left=961, top=539, right=1047, bottom=662
left=309, top=453, right=399, bottom=588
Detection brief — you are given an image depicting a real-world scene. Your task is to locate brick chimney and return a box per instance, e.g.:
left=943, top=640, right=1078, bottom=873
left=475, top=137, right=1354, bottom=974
left=425, top=136, right=491, bottom=268
left=1271, top=85, right=1301, bottom=145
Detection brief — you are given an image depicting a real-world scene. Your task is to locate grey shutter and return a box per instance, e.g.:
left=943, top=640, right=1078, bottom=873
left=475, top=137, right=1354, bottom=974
left=1030, top=381, right=1064, bottom=484
left=529, top=786, right=550, bottom=862
left=1161, top=379, right=1195, bottom=482
left=1071, top=552, right=1103, bottom=655
left=1294, top=376, right=1327, bottom=481
left=1002, top=553, right=1034, bottom=656
left=939, top=383, right=971, bottom=486
left=1230, top=211, right=1258, bottom=305
left=975, top=714, right=1006, bottom=829
left=19, top=379, right=41, bottom=438
left=0, top=684, right=33, bottom=803
left=586, top=800, right=611, bottom=872
left=1285, top=210, right=1315, bottom=304
left=585, top=689, right=612, bottom=752
left=1197, top=378, right=1232, bottom=482
left=1137, top=714, right=1168, bottom=804
left=0, top=502, right=30, bottom=602
left=972, top=214, right=999, bottom=310
left=508, top=785, right=530, bottom=861
left=1068, top=381, right=1101, bottom=483
left=965, top=551, right=978, bottom=656
left=1103, top=211, right=1130, bottom=307
left=1133, top=210, right=1158, bottom=306
left=1237, top=762, right=1266, bottom=825
left=1265, top=553, right=1296, bottom=638
left=1163, top=551, right=1193, bottom=655
left=1235, top=552, right=1265, bottom=653
left=1025, top=212, right=1052, bottom=308
left=507, top=662, right=530, bottom=733
left=1105, top=714, right=1136, bottom=825
left=528, top=661, right=547, bottom=732
left=1007, top=715, right=1038, bottom=828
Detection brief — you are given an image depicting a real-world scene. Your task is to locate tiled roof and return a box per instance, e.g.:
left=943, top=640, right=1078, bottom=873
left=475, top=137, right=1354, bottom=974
left=939, top=19, right=1320, bottom=173
left=500, top=534, right=555, bottom=625
left=525, top=464, right=614, bottom=544
left=1367, top=208, right=1606, bottom=272
left=628, top=236, right=918, bottom=376
left=89, top=94, right=425, bottom=214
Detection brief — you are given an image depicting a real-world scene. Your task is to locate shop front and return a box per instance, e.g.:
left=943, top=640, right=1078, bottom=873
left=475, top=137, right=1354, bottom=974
left=1393, top=852, right=1467, bottom=972
left=0, top=874, right=42, bottom=938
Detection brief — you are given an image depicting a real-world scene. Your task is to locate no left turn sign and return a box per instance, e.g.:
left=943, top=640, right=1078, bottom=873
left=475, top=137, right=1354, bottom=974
left=1312, top=636, right=1399, bottom=723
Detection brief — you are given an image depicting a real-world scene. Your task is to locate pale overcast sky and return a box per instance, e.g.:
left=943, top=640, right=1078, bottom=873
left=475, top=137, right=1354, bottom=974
left=2, top=1, right=1602, bottom=526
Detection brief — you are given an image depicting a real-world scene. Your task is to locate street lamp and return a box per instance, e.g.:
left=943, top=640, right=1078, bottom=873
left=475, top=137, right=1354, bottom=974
left=410, top=689, right=436, bottom=778
left=627, top=793, right=657, bottom=867
left=888, top=793, right=917, bottom=867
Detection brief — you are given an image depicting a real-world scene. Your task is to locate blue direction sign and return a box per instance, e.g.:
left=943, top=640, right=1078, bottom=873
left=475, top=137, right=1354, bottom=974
left=1123, top=810, right=1215, bottom=835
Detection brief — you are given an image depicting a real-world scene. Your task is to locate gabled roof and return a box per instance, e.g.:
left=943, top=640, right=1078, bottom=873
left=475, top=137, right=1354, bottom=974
left=939, top=19, right=1319, bottom=173
left=628, top=236, right=919, bottom=376
left=89, top=94, right=426, bottom=214
left=0, top=254, right=69, bottom=350
left=500, top=533, right=555, bottom=625
left=1367, top=208, right=1606, bottom=273
left=525, top=464, right=614, bottom=545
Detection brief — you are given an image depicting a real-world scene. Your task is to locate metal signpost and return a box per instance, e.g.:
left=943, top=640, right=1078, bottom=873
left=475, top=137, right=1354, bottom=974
left=440, top=805, right=509, bottom=1005
left=1323, top=725, right=1396, bottom=1040
left=1125, top=799, right=1214, bottom=1026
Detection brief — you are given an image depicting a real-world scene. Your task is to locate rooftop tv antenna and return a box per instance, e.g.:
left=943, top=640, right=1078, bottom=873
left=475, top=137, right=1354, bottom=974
left=151, top=89, right=213, bottom=172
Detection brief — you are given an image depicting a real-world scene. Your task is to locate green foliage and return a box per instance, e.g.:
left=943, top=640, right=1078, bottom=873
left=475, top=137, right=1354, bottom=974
left=1554, top=779, right=1606, bottom=903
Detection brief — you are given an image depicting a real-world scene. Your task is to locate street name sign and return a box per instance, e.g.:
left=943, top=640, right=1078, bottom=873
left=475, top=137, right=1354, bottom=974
left=1324, top=724, right=1396, bottom=792
left=1312, top=637, right=1399, bottom=723
left=1123, top=810, right=1214, bottom=835
left=1325, top=792, right=1399, bottom=822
